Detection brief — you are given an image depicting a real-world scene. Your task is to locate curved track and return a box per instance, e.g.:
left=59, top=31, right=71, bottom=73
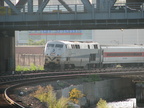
left=1, top=67, right=144, bottom=108
left=0, top=84, right=16, bottom=108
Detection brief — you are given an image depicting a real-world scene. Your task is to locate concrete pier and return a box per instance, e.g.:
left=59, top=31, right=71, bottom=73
left=0, top=30, right=15, bottom=74
left=136, top=83, right=144, bottom=107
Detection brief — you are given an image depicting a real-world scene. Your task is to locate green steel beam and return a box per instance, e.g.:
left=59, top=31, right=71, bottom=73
left=37, top=0, right=50, bottom=13
left=4, top=0, right=20, bottom=14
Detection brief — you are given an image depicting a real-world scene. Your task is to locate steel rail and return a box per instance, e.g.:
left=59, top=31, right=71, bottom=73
left=1, top=67, right=144, bottom=84
left=3, top=74, right=80, bottom=108
left=3, top=69, right=144, bottom=108
left=4, top=84, right=25, bottom=108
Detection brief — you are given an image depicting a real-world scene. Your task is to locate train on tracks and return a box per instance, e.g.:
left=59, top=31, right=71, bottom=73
left=44, top=40, right=144, bottom=70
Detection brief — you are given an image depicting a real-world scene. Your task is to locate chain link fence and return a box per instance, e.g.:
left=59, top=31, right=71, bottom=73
left=16, top=54, right=45, bottom=67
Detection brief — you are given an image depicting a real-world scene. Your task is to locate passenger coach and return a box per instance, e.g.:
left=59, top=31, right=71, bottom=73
left=101, top=45, right=144, bottom=67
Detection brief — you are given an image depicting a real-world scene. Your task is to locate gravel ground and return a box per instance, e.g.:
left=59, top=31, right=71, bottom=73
left=13, top=78, right=87, bottom=108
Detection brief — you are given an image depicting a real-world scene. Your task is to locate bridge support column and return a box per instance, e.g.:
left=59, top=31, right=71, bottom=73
left=0, top=30, right=15, bottom=75
left=136, top=83, right=144, bottom=107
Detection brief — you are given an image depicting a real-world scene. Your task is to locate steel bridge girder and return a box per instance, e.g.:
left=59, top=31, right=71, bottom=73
left=81, top=0, right=92, bottom=12
left=4, top=0, right=20, bottom=14
left=37, top=0, right=50, bottom=13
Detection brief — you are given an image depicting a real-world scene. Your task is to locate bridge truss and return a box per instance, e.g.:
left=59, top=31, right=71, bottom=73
left=0, top=0, right=144, bottom=30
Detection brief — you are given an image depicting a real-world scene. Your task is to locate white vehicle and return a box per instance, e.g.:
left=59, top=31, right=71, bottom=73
left=44, top=41, right=144, bottom=70
left=44, top=40, right=102, bottom=70
left=101, top=44, right=144, bottom=67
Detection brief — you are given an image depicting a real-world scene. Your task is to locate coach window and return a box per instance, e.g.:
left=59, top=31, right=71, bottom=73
left=94, top=44, right=98, bottom=49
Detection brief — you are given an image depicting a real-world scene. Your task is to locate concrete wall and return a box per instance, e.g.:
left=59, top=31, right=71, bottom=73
left=136, top=83, right=144, bottom=107
left=56, top=78, right=135, bottom=107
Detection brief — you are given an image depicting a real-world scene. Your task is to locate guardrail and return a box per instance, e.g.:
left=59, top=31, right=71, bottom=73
left=0, top=2, right=143, bottom=15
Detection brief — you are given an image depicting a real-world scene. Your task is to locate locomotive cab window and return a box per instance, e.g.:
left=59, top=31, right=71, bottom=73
left=55, top=44, right=63, bottom=48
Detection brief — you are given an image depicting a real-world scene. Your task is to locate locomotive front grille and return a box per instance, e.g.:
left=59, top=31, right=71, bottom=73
left=45, top=56, right=60, bottom=64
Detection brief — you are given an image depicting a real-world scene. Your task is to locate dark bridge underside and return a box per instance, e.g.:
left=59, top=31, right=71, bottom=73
left=0, top=19, right=144, bottom=30
left=126, top=0, right=144, bottom=9
left=127, top=0, right=144, bottom=2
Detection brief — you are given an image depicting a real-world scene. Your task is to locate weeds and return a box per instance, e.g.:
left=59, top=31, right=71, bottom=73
left=31, top=85, right=69, bottom=108
left=16, top=64, right=44, bottom=72
left=69, top=88, right=84, bottom=104
left=96, top=98, right=109, bottom=108
left=82, top=74, right=100, bottom=82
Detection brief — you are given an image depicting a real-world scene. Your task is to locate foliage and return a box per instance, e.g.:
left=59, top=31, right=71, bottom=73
left=31, top=85, right=69, bottom=108
left=83, top=74, right=100, bottom=82
left=15, top=65, right=24, bottom=71
left=96, top=98, right=109, bottom=108
left=16, top=64, right=44, bottom=72
left=16, top=65, right=30, bottom=71
left=69, top=88, right=84, bottom=104
left=28, top=39, right=46, bottom=45
left=29, top=63, right=38, bottom=71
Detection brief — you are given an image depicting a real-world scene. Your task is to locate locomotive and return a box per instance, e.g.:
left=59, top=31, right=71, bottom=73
left=44, top=40, right=144, bottom=70
left=44, top=40, right=102, bottom=70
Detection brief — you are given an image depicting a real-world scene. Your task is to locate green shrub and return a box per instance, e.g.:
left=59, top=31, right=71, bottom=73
left=69, top=88, right=84, bottom=104
left=96, top=98, right=109, bottom=108
left=29, top=63, right=38, bottom=71
left=16, top=64, right=44, bottom=72
left=31, top=85, right=69, bottom=108
left=16, top=65, right=23, bottom=71
left=83, top=74, right=100, bottom=82
left=28, top=39, right=46, bottom=45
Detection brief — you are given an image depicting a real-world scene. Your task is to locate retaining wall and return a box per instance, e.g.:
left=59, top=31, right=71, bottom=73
left=136, top=83, right=144, bottom=107
left=56, top=78, right=135, bottom=107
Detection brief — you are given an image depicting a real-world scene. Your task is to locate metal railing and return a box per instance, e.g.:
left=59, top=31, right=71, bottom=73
left=0, top=2, right=143, bottom=15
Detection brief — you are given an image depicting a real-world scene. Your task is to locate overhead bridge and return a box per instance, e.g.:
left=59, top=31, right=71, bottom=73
left=0, top=0, right=144, bottom=30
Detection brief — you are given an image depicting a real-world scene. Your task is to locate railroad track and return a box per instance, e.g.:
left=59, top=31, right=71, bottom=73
left=2, top=73, right=84, bottom=108
left=1, top=67, right=144, bottom=108
left=0, top=67, right=144, bottom=84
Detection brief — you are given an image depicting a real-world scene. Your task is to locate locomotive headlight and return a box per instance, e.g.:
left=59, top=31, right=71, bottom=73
left=57, top=59, right=60, bottom=62
left=56, top=58, right=60, bottom=64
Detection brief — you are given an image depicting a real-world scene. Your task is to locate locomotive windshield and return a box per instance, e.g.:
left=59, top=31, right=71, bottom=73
left=55, top=44, right=63, bottom=48
left=47, top=44, right=63, bottom=48
left=47, top=44, right=54, bottom=47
